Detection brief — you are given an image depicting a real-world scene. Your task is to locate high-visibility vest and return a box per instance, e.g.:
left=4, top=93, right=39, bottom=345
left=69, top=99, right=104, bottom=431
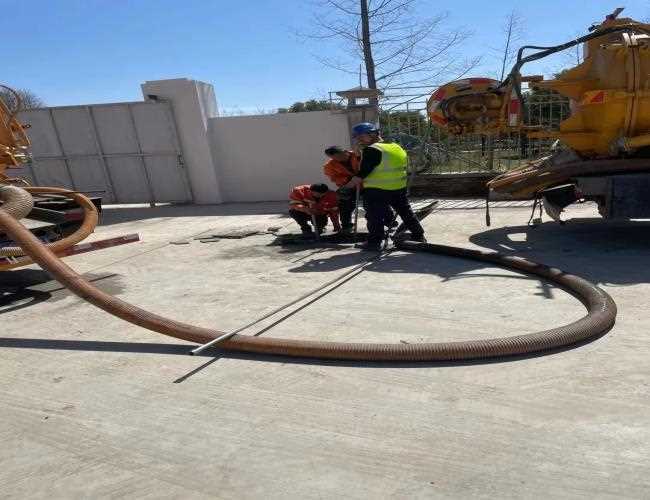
left=362, top=142, right=408, bottom=191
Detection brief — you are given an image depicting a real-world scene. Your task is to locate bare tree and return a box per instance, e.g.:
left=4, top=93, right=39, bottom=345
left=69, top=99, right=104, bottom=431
left=0, top=87, right=45, bottom=112
left=494, top=10, right=525, bottom=81
left=302, top=0, right=479, bottom=98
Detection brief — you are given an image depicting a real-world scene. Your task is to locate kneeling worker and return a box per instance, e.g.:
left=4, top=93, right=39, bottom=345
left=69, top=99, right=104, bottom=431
left=289, top=183, right=341, bottom=237
left=345, top=122, right=425, bottom=251
left=323, top=146, right=360, bottom=233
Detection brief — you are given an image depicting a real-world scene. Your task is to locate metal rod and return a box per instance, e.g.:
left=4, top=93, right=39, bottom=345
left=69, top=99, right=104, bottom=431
left=311, top=213, right=321, bottom=241
left=190, top=253, right=384, bottom=355
left=353, top=184, right=361, bottom=236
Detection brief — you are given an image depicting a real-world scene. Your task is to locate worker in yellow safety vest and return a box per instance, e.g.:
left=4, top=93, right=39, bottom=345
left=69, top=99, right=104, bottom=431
left=345, top=122, right=425, bottom=251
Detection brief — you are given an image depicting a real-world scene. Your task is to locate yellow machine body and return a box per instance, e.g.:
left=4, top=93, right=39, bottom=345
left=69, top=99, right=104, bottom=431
left=532, top=17, right=650, bottom=157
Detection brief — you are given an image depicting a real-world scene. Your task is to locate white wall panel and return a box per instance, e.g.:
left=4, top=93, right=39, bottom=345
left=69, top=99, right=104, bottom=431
left=105, top=157, right=151, bottom=203
left=19, top=109, right=61, bottom=157
left=208, top=111, right=351, bottom=202
left=91, top=105, right=140, bottom=154
left=30, top=159, right=73, bottom=189
left=19, top=101, right=191, bottom=204
left=52, top=108, right=96, bottom=155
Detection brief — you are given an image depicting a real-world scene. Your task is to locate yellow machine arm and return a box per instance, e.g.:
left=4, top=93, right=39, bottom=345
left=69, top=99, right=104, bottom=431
left=0, top=85, right=30, bottom=183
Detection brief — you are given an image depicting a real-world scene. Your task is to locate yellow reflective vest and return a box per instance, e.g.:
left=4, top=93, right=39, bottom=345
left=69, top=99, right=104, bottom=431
left=363, top=142, right=408, bottom=190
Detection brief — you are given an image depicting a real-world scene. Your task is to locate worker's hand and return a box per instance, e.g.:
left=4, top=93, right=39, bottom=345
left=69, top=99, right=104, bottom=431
left=344, top=176, right=362, bottom=189
left=293, top=204, right=314, bottom=215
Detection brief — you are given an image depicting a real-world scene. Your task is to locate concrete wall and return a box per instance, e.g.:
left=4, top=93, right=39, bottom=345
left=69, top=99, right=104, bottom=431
left=13, top=77, right=356, bottom=205
left=208, top=111, right=351, bottom=202
left=142, top=78, right=222, bottom=204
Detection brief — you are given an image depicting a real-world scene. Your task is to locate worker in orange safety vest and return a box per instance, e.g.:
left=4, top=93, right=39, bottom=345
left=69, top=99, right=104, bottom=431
left=323, top=146, right=360, bottom=233
left=288, top=183, right=341, bottom=238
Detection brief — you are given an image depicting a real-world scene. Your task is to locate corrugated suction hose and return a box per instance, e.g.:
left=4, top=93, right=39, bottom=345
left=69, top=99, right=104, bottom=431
left=0, top=186, right=98, bottom=258
left=0, top=184, right=33, bottom=222
left=0, top=186, right=616, bottom=362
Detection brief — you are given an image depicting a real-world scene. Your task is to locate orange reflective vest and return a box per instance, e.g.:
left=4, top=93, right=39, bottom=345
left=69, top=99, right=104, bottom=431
left=289, top=185, right=340, bottom=227
left=323, top=153, right=360, bottom=187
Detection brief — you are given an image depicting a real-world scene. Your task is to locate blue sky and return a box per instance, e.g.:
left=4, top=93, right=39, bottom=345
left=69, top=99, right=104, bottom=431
left=4, top=0, right=650, bottom=113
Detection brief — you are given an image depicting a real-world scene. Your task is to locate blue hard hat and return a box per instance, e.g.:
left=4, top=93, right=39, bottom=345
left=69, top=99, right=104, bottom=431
left=351, top=122, right=379, bottom=137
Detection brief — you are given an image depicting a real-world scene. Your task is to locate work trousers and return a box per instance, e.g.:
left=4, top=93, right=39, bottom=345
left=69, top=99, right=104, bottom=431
left=362, top=188, right=424, bottom=247
left=289, top=209, right=327, bottom=233
left=336, top=187, right=357, bottom=229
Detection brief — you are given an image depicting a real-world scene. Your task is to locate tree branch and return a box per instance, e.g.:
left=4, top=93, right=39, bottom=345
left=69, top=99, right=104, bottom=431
left=324, top=0, right=360, bottom=16
left=376, top=30, right=465, bottom=81
left=313, top=54, right=361, bottom=75
left=370, top=0, right=417, bottom=19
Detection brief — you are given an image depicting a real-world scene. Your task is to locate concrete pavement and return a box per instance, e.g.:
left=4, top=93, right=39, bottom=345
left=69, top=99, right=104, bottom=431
left=1, top=201, right=649, bottom=499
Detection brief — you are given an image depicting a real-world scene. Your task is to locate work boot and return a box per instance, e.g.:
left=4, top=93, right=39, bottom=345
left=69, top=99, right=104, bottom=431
left=355, top=242, right=381, bottom=252
left=301, top=228, right=315, bottom=240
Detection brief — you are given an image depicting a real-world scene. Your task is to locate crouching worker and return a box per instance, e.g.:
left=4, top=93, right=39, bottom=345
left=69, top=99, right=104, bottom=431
left=323, top=146, right=360, bottom=233
left=289, top=183, right=341, bottom=238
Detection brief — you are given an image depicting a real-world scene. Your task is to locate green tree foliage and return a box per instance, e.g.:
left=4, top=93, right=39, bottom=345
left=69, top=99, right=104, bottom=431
left=277, top=99, right=342, bottom=113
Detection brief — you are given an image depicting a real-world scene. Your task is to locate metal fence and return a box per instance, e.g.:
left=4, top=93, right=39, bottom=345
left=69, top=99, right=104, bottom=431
left=378, top=85, right=570, bottom=174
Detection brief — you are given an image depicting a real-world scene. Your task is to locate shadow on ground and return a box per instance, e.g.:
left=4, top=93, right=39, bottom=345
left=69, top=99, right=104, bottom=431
left=0, top=329, right=612, bottom=373
left=1, top=269, right=125, bottom=313
left=469, top=218, right=650, bottom=286
left=286, top=247, right=562, bottom=300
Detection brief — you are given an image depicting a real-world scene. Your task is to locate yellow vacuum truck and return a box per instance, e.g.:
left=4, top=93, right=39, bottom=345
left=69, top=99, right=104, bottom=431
left=429, top=8, right=650, bottom=221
